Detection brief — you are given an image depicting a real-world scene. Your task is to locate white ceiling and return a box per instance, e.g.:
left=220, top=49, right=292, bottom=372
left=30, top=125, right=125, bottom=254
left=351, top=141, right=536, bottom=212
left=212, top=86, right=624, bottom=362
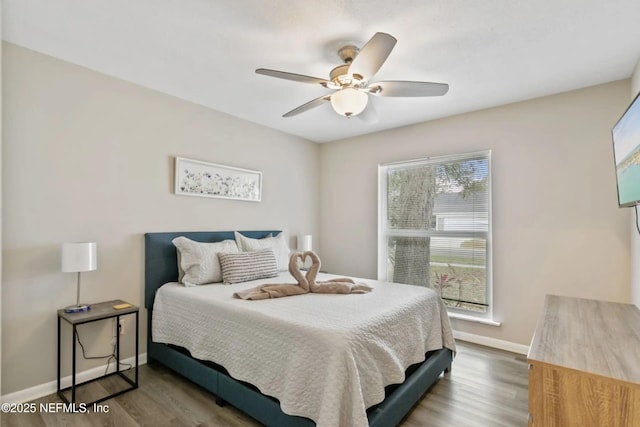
left=3, top=0, right=640, bottom=143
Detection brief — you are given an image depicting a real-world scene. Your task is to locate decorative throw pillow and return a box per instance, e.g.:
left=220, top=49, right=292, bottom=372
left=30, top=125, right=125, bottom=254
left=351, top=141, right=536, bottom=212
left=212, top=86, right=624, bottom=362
left=218, top=249, right=279, bottom=284
left=172, top=237, right=239, bottom=286
left=234, top=231, right=290, bottom=271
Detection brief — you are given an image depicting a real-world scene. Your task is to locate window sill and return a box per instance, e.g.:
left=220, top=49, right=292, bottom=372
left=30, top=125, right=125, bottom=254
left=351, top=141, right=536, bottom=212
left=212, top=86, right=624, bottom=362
left=447, top=312, right=501, bottom=327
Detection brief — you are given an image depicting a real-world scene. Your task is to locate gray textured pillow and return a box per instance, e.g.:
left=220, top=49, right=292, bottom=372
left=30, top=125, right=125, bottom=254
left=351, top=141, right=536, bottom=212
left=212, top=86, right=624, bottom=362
left=172, top=237, right=239, bottom=286
left=234, top=231, right=290, bottom=271
left=219, top=249, right=279, bottom=284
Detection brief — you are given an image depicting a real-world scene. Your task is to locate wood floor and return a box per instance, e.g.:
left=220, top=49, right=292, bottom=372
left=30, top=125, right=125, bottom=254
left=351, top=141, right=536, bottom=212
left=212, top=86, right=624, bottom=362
left=2, top=341, right=529, bottom=427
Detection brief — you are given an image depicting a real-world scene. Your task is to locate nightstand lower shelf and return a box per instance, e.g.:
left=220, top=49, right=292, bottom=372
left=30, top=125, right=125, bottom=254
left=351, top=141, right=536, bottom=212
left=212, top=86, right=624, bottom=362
left=57, top=299, right=139, bottom=405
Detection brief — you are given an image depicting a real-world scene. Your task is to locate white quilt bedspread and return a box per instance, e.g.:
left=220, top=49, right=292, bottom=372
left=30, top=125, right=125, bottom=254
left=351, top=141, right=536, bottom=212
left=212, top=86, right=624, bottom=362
left=152, top=272, right=456, bottom=427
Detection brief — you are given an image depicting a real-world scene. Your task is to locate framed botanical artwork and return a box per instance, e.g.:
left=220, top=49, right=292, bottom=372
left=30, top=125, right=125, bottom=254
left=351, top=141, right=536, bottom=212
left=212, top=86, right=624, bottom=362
left=174, top=157, right=262, bottom=202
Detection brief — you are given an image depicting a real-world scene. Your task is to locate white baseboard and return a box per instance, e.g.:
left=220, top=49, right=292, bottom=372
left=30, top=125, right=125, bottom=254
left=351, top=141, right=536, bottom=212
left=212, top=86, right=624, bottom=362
left=453, top=330, right=530, bottom=355
left=1, top=353, right=147, bottom=404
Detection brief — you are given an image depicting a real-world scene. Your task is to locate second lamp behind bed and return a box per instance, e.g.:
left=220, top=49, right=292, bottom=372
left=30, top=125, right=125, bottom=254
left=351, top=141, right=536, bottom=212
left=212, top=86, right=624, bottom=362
left=297, top=234, right=313, bottom=270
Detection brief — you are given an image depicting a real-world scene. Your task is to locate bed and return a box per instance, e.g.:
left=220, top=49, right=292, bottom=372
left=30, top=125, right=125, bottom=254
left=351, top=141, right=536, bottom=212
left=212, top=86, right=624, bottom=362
left=145, top=230, right=455, bottom=427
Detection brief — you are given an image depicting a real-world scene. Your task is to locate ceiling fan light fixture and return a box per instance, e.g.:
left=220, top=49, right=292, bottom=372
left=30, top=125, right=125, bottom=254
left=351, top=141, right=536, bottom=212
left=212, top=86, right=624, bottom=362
left=331, top=88, right=368, bottom=117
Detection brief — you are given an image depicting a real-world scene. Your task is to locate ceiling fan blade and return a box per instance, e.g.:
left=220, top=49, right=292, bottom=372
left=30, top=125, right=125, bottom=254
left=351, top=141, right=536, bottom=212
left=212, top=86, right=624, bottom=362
left=368, top=81, right=449, bottom=97
left=348, top=32, right=397, bottom=80
left=357, top=101, right=378, bottom=124
left=283, top=95, right=332, bottom=118
left=256, top=68, right=332, bottom=88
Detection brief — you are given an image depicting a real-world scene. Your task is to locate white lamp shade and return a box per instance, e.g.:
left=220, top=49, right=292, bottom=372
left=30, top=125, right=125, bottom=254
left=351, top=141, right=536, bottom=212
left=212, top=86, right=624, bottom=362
left=62, top=242, right=97, bottom=272
left=298, top=235, right=313, bottom=252
left=330, top=88, right=368, bottom=117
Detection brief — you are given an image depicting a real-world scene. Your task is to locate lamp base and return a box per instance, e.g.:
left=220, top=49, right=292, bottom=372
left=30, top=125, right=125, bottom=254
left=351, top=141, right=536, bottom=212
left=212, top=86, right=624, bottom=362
left=64, top=304, right=91, bottom=313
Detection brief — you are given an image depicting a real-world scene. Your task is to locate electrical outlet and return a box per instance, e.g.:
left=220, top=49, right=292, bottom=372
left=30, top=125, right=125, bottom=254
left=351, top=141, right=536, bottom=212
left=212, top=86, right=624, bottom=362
left=119, top=318, right=126, bottom=335
left=111, top=319, right=118, bottom=345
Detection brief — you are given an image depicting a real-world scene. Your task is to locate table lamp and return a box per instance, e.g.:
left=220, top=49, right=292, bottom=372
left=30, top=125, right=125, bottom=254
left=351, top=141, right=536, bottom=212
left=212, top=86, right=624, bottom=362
left=297, top=235, right=312, bottom=270
left=62, top=242, right=97, bottom=313
left=298, top=235, right=312, bottom=253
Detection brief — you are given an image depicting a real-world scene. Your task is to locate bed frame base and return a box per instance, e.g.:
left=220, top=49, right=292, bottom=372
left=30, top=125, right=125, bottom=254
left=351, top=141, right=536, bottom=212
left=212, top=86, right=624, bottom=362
left=148, top=340, right=451, bottom=427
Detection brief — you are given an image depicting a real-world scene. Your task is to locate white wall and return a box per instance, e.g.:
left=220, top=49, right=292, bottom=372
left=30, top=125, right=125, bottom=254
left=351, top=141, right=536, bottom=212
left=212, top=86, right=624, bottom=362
left=319, top=80, right=631, bottom=346
left=1, top=43, right=320, bottom=395
left=631, top=58, right=640, bottom=308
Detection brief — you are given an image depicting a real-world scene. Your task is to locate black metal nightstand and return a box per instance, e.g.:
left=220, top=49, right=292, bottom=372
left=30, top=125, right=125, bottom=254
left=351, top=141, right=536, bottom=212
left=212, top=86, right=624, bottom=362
left=57, top=299, right=139, bottom=405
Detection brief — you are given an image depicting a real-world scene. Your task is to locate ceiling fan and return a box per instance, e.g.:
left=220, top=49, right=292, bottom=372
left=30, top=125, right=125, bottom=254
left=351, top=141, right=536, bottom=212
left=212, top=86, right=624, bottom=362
left=256, top=32, right=449, bottom=121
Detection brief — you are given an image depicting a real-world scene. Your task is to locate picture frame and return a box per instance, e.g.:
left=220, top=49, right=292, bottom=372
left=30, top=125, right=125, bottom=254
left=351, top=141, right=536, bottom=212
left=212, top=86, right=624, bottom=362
left=174, top=157, right=262, bottom=202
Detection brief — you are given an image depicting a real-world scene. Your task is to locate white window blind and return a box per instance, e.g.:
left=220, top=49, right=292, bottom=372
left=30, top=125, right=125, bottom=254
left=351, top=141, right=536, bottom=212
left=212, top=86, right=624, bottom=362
left=378, top=151, right=492, bottom=315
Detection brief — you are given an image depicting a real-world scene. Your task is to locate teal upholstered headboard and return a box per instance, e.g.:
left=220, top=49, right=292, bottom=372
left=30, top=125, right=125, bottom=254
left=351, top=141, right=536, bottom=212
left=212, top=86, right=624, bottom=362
left=144, top=230, right=281, bottom=309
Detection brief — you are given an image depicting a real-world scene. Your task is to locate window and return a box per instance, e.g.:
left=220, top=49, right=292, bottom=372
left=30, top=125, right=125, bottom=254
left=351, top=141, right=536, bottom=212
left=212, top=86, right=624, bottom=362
left=378, top=151, right=492, bottom=318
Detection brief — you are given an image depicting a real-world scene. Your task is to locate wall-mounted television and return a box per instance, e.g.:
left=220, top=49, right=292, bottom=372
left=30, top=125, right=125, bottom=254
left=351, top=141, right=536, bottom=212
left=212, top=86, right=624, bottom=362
left=612, top=91, right=640, bottom=207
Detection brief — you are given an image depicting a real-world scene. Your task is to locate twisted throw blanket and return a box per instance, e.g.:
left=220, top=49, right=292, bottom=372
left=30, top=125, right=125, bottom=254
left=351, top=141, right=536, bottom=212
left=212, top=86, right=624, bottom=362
left=233, top=251, right=372, bottom=300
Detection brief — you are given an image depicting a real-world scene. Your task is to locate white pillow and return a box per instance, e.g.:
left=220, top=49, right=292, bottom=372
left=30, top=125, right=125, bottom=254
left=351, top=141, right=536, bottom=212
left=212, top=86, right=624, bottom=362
left=172, top=237, right=239, bottom=286
left=218, top=249, right=279, bottom=284
left=234, top=231, right=290, bottom=271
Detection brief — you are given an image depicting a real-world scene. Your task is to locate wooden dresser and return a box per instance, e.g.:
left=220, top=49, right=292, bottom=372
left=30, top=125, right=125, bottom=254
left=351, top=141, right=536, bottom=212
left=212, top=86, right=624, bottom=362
left=527, top=295, right=640, bottom=426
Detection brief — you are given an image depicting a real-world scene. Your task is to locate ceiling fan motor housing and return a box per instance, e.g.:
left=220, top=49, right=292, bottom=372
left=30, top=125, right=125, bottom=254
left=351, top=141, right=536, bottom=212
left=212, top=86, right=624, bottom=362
left=330, top=45, right=365, bottom=87
left=330, top=64, right=363, bottom=86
